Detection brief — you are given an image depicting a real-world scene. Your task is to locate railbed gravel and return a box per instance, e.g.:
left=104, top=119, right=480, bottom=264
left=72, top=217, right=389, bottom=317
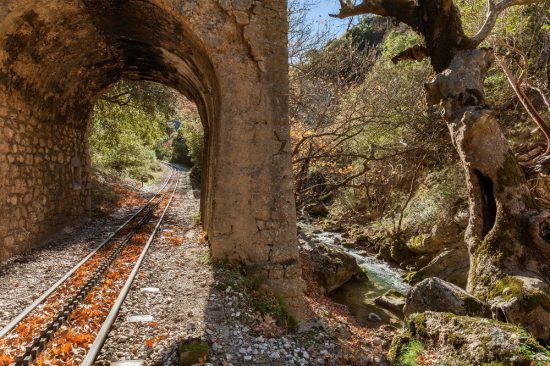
left=0, top=170, right=171, bottom=330
left=96, top=169, right=342, bottom=366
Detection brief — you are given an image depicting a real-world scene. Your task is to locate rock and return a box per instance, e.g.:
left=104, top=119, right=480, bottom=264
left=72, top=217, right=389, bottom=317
left=334, top=323, right=352, bottom=340
left=488, top=275, right=550, bottom=341
left=404, top=277, right=491, bottom=318
left=374, top=289, right=406, bottom=315
left=306, top=242, right=366, bottom=292
left=304, top=202, right=329, bottom=217
left=368, top=312, right=382, bottom=322
left=389, top=311, right=550, bottom=365
left=410, top=247, right=469, bottom=288
left=354, top=234, right=369, bottom=246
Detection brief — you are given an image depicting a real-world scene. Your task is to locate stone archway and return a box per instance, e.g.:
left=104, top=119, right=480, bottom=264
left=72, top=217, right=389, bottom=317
left=0, top=0, right=303, bottom=311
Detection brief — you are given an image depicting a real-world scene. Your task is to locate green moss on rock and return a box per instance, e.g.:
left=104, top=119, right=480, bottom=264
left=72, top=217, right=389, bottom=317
left=489, top=276, right=550, bottom=312
left=389, top=311, right=550, bottom=365
left=178, top=340, right=209, bottom=366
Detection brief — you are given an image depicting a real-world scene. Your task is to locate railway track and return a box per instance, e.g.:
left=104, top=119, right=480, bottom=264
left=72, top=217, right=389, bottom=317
left=0, top=165, right=180, bottom=366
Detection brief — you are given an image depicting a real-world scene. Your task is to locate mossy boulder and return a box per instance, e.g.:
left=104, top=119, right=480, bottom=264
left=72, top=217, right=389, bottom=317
left=488, top=275, right=550, bottom=341
left=404, top=277, right=491, bottom=318
left=389, top=311, right=550, bottom=365
left=409, top=247, right=469, bottom=288
left=374, top=289, right=406, bottom=315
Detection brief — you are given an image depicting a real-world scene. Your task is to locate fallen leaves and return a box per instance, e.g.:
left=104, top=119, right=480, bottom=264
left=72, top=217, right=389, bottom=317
left=0, top=179, right=177, bottom=366
left=253, top=313, right=284, bottom=338
left=144, top=335, right=165, bottom=349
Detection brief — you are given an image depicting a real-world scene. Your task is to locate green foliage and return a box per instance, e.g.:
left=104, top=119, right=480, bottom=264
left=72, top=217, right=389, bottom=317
left=172, top=114, right=204, bottom=167
left=172, top=113, right=203, bottom=188
left=243, top=273, right=297, bottom=328
left=192, top=211, right=201, bottom=226
left=90, top=80, right=179, bottom=180
left=380, top=29, right=423, bottom=61
left=171, top=129, right=192, bottom=166
left=347, top=16, right=388, bottom=51
left=396, top=339, right=424, bottom=366
left=519, top=329, right=550, bottom=365
left=214, top=264, right=297, bottom=330
left=399, top=164, right=467, bottom=234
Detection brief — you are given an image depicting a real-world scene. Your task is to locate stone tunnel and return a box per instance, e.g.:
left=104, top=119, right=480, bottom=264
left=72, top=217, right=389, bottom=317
left=0, top=0, right=303, bottom=310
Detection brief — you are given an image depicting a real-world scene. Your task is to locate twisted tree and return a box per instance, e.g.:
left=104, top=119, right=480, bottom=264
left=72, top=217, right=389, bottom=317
left=332, top=0, right=550, bottom=339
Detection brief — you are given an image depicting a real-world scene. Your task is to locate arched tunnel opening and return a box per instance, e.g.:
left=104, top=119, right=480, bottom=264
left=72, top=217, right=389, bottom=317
left=0, top=0, right=302, bottom=313
left=0, top=0, right=219, bottom=259
left=88, top=78, right=204, bottom=206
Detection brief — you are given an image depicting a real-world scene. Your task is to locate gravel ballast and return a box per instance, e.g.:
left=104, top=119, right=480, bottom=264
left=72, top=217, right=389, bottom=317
left=0, top=170, right=171, bottom=330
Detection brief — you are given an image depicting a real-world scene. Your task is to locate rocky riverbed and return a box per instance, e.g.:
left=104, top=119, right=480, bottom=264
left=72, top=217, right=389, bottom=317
left=298, top=222, right=409, bottom=326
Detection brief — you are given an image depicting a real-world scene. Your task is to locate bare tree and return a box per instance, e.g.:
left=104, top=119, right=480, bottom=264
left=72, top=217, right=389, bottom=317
left=331, top=0, right=550, bottom=339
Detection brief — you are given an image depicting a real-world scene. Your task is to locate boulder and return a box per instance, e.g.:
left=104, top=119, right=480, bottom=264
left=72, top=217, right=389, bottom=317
left=410, top=247, right=469, bottom=288
left=306, top=242, right=365, bottom=293
left=374, top=289, right=406, bottom=315
left=404, top=277, right=491, bottom=318
left=406, top=218, right=465, bottom=255
left=488, top=275, right=550, bottom=341
left=304, top=202, right=329, bottom=217
left=389, top=311, right=550, bottom=365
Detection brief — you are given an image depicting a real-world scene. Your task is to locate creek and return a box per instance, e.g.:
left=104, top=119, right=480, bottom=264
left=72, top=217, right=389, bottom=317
left=301, top=223, right=410, bottom=324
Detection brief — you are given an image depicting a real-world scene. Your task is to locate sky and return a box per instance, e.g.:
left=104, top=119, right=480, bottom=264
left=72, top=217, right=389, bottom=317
left=303, top=1, right=357, bottom=37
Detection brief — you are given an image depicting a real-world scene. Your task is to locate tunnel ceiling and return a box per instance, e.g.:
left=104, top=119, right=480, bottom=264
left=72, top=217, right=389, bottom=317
left=0, top=0, right=217, bottom=125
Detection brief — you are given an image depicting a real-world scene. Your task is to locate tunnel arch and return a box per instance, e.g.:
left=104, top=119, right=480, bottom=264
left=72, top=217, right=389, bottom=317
left=0, top=0, right=303, bottom=313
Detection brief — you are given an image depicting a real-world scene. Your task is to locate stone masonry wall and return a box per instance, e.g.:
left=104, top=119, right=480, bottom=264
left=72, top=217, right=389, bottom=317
left=0, top=105, right=89, bottom=261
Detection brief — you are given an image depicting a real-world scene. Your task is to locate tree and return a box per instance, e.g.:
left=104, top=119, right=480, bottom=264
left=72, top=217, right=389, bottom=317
left=90, top=80, right=179, bottom=179
left=331, top=0, right=550, bottom=339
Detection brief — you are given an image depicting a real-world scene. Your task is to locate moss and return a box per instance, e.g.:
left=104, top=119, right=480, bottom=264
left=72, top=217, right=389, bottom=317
left=519, top=329, right=550, bottom=365
left=408, top=313, right=428, bottom=337
left=408, top=234, right=424, bottom=248
left=388, top=330, right=412, bottom=363
left=178, top=340, right=209, bottom=366
left=489, top=276, right=550, bottom=312
left=393, top=312, right=549, bottom=366
left=496, top=153, right=526, bottom=190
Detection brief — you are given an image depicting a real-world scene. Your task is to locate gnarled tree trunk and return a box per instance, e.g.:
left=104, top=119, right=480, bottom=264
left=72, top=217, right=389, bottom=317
left=426, top=49, right=550, bottom=339
left=332, top=0, right=550, bottom=340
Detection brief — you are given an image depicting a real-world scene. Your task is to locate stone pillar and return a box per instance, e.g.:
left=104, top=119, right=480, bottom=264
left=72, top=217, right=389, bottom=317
left=201, top=0, right=305, bottom=314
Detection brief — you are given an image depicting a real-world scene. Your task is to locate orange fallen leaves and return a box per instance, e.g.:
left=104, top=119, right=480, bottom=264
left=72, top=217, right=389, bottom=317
left=144, top=335, right=166, bottom=349
left=145, top=338, right=155, bottom=348
left=1, top=176, right=177, bottom=366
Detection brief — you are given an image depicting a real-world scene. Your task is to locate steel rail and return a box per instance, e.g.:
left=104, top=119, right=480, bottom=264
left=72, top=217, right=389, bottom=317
left=0, top=166, right=175, bottom=339
left=10, top=171, right=178, bottom=366
left=82, top=169, right=180, bottom=366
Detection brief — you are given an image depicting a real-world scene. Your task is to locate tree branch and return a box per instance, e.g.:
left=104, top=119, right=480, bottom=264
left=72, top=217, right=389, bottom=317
left=329, top=0, right=386, bottom=18
left=392, top=45, right=429, bottom=64
left=469, top=0, right=542, bottom=47
left=495, top=42, right=550, bottom=155
left=330, top=0, right=420, bottom=28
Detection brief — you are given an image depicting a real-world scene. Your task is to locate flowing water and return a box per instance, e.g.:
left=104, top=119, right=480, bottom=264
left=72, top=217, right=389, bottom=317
left=301, top=223, right=410, bottom=324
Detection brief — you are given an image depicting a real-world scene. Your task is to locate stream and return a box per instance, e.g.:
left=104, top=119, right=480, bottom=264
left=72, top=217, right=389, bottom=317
left=301, top=223, right=410, bottom=324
